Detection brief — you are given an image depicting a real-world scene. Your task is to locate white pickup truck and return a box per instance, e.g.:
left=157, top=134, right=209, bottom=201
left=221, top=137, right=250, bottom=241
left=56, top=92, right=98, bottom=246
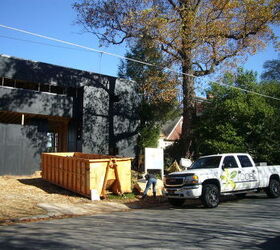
left=164, top=153, right=280, bottom=208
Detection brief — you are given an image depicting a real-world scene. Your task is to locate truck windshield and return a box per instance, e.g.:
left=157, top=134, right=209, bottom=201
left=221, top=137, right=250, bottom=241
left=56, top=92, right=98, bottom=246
left=190, top=156, right=222, bottom=169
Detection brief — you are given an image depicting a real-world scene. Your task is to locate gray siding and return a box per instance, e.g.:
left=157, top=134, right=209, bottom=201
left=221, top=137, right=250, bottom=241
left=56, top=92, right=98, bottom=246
left=82, top=85, right=109, bottom=154
left=0, top=123, right=45, bottom=175
left=114, top=79, right=140, bottom=156
left=0, top=87, right=73, bottom=117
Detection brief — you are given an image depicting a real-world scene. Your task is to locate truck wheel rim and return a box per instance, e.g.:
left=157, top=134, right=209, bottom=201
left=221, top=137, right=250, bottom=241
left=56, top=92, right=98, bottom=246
left=209, top=190, right=218, bottom=204
left=272, top=182, right=280, bottom=195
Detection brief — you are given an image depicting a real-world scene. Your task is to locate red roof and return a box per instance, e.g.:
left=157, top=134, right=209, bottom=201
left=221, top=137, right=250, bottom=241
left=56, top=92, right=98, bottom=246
left=165, top=117, right=182, bottom=141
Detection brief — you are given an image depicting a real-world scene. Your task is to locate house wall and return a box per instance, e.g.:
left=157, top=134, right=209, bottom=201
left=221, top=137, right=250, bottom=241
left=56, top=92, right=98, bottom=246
left=0, top=55, right=139, bottom=175
left=0, top=87, right=73, bottom=117
left=0, top=123, right=45, bottom=175
left=114, top=79, right=140, bottom=156
left=82, top=85, right=109, bottom=154
left=82, top=78, right=140, bottom=156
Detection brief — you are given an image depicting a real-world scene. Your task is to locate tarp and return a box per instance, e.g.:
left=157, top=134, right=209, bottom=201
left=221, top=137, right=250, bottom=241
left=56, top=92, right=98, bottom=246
left=167, top=160, right=182, bottom=173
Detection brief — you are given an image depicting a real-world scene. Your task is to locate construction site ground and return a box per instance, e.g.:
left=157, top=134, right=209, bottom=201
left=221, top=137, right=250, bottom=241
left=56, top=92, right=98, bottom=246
left=0, top=174, right=168, bottom=226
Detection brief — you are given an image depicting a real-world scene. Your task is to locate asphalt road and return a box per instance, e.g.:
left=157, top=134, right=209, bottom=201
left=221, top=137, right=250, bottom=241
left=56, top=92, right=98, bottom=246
left=0, top=194, right=279, bottom=249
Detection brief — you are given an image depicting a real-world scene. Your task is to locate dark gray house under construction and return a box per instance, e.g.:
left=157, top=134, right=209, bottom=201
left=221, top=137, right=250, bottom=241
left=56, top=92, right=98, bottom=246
left=0, top=54, right=139, bottom=175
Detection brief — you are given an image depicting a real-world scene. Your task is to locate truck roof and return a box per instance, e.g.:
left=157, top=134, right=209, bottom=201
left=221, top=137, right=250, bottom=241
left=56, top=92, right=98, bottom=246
left=199, top=153, right=250, bottom=158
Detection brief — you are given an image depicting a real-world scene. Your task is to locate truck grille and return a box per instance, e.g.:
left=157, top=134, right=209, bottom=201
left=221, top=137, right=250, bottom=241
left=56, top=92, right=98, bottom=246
left=165, top=174, right=194, bottom=187
left=165, top=178, right=184, bottom=186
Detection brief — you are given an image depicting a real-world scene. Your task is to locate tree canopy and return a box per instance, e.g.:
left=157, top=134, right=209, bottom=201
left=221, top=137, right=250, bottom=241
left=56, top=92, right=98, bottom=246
left=261, top=57, right=280, bottom=81
left=118, top=36, right=178, bottom=104
left=195, top=69, right=280, bottom=164
left=118, top=37, right=180, bottom=149
left=74, top=0, right=280, bottom=157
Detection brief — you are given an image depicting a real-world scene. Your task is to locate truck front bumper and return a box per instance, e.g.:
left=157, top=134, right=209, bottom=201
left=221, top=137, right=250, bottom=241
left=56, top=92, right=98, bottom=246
left=163, top=184, right=202, bottom=199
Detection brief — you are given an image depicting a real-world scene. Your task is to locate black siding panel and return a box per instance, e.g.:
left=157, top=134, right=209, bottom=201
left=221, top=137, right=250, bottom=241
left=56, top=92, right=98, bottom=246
left=0, top=123, right=44, bottom=175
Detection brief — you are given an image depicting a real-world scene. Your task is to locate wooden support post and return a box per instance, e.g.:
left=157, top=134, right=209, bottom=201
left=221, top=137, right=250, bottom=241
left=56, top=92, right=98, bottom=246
left=21, top=114, right=25, bottom=126
left=113, top=160, right=122, bottom=195
left=101, top=160, right=112, bottom=198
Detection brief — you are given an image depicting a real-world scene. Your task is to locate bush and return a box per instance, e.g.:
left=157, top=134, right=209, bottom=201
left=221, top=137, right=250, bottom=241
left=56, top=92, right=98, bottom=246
left=164, top=140, right=185, bottom=170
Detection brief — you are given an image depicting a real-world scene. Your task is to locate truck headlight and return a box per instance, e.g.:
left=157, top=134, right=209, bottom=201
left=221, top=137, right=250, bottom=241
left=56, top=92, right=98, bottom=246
left=184, top=175, right=199, bottom=184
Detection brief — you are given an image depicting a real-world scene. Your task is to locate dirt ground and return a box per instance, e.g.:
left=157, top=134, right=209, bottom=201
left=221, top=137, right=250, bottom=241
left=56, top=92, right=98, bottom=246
left=0, top=173, right=91, bottom=221
left=0, top=173, right=165, bottom=224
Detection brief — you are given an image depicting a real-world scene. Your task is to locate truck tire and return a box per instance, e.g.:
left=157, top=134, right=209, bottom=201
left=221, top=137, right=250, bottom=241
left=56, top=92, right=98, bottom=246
left=168, top=198, right=185, bottom=207
left=201, top=184, right=220, bottom=208
left=265, top=179, right=280, bottom=198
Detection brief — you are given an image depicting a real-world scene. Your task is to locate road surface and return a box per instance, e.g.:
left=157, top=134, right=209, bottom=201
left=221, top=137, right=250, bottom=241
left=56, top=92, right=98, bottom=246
left=0, top=194, right=279, bottom=249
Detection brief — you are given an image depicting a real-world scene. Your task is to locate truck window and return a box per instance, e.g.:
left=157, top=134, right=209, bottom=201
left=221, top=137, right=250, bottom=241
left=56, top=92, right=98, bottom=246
left=238, top=155, right=253, bottom=168
left=190, top=156, right=222, bottom=169
left=222, top=156, right=238, bottom=169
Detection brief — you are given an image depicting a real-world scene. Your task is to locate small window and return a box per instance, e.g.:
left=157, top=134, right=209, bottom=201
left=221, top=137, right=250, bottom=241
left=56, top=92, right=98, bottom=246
left=190, top=156, right=222, bottom=169
left=222, top=156, right=238, bottom=169
left=3, top=78, right=15, bottom=87
left=16, top=80, right=39, bottom=91
left=40, top=84, right=50, bottom=92
left=50, top=85, right=65, bottom=95
left=46, top=132, right=59, bottom=152
left=238, top=155, right=253, bottom=168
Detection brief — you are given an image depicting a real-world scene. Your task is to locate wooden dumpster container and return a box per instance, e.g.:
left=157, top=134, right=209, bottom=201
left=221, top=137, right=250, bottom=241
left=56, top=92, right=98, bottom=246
left=41, top=152, right=132, bottom=199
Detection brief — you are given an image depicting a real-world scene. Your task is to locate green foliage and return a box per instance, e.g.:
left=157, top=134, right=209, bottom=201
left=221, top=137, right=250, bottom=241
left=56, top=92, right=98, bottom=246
left=138, top=124, right=160, bottom=148
left=195, top=69, right=280, bottom=164
left=164, top=140, right=185, bottom=169
left=107, top=193, right=136, bottom=200
left=261, top=58, right=280, bottom=81
left=136, top=100, right=180, bottom=149
left=118, top=37, right=180, bottom=150
left=118, top=36, right=164, bottom=83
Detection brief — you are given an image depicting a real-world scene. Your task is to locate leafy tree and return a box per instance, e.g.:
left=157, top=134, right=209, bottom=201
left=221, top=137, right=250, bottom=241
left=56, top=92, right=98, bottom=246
left=74, top=0, right=280, bottom=157
left=261, top=57, right=280, bottom=81
left=118, top=36, right=180, bottom=150
left=195, top=69, right=280, bottom=164
left=118, top=36, right=178, bottom=104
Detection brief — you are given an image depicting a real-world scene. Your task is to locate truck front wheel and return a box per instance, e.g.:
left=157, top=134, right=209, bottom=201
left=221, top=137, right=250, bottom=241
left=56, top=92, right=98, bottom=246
left=168, top=198, right=185, bottom=207
left=265, top=179, right=280, bottom=198
left=201, top=184, right=220, bottom=208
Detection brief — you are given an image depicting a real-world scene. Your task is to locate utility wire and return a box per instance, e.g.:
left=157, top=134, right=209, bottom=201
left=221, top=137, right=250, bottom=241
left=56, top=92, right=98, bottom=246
left=0, top=24, right=280, bottom=101
left=0, top=34, right=87, bottom=52
left=0, top=24, right=194, bottom=78
left=218, top=82, right=280, bottom=101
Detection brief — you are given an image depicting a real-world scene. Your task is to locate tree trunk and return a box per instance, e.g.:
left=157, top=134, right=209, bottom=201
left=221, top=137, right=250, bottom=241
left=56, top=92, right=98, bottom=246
left=181, top=59, right=195, bottom=158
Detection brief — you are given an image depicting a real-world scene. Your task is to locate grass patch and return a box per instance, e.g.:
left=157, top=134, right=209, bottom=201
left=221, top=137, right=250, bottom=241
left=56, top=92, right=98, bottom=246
left=107, top=193, right=137, bottom=200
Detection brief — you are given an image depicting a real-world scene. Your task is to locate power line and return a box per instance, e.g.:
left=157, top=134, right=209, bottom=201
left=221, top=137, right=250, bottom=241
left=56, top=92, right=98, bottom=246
left=0, top=24, right=195, bottom=78
left=0, top=34, right=86, bottom=52
left=218, top=82, right=280, bottom=101
left=0, top=24, right=279, bottom=101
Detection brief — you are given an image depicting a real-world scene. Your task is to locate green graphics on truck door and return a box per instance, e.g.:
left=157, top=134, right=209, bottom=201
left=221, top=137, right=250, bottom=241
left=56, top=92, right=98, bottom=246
left=220, top=156, right=240, bottom=192
left=221, top=169, right=237, bottom=190
left=220, top=155, right=259, bottom=192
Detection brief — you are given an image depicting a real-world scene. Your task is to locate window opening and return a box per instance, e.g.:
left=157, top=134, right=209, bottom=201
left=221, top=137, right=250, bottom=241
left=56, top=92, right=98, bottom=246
left=0, top=77, right=75, bottom=96
left=46, top=132, right=59, bottom=152
left=223, top=156, right=238, bottom=169
left=238, top=155, right=253, bottom=168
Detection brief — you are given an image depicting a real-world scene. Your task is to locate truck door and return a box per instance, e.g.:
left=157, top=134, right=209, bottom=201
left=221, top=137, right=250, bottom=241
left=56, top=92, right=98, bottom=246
left=237, top=155, right=259, bottom=190
left=220, top=156, right=241, bottom=192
